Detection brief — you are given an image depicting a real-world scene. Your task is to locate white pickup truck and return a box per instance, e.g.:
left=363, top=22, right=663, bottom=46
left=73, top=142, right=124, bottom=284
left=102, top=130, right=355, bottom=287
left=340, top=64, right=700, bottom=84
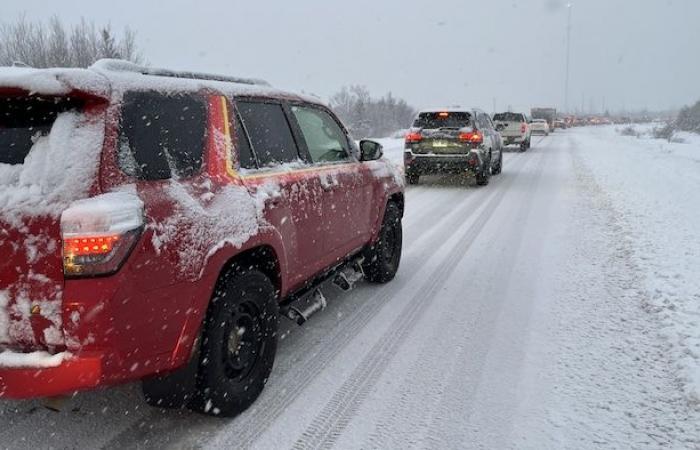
left=492, top=112, right=531, bottom=152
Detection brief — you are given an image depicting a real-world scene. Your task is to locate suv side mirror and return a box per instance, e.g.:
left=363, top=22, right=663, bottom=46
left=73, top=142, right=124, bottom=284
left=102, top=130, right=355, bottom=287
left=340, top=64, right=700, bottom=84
left=359, top=140, right=383, bottom=161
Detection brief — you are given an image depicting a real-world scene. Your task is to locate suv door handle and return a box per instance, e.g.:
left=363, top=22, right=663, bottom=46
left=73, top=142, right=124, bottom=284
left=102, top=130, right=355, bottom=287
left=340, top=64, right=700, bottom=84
left=320, top=175, right=339, bottom=191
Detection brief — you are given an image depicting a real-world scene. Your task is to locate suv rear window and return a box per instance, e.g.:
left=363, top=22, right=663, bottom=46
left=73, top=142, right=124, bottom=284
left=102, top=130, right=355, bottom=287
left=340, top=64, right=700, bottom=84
left=0, top=96, right=83, bottom=165
left=493, top=112, right=524, bottom=122
left=118, top=91, right=206, bottom=180
left=413, top=111, right=472, bottom=129
left=237, top=101, right=300, bottom=167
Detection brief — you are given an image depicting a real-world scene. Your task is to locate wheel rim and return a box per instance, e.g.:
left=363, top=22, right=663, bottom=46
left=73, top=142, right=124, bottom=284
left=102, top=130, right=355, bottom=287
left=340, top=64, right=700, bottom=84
left=222, top=301, right=263, bottom=381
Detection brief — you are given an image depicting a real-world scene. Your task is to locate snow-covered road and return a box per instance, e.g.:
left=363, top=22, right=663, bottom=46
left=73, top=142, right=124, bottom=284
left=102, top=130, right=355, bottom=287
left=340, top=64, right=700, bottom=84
left=1, top=128, right=698, bottom=449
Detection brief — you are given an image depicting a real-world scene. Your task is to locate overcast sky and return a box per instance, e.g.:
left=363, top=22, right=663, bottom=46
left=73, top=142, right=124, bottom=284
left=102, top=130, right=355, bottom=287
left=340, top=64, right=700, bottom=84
left=3, top=0, right=699, bottom=113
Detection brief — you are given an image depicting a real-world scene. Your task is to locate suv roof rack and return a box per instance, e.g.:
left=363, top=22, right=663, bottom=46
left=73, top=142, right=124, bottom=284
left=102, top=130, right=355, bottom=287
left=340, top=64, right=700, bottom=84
left=91, top=59, right=271, bottom=87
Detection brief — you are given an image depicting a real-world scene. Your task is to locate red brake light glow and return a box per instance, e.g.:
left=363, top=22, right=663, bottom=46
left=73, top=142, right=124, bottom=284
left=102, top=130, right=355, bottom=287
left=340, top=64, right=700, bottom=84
left=458, top=131, right=483, bottom=144
left=405, top=132, right=422, bottom=144
left=63, top=235, right=120, bottom=257
left=438, top=112, right=449, bottom=117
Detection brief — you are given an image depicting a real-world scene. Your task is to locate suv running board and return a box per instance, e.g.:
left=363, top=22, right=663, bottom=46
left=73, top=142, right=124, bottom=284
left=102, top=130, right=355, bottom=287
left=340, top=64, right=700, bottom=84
left=281, top=257, right=365, bottom=325
left=282, top=289, right=327, bottom=325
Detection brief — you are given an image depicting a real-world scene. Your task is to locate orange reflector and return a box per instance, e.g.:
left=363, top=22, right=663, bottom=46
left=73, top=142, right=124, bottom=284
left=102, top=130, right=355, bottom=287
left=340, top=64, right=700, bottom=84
left=438, top=112, right=449, bottom=117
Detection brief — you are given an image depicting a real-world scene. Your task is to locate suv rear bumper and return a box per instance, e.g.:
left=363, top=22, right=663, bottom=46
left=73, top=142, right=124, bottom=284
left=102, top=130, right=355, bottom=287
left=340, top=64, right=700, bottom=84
left=0, top=352, right=103, bottom=399
left=405, top=153, right=480, bottom=175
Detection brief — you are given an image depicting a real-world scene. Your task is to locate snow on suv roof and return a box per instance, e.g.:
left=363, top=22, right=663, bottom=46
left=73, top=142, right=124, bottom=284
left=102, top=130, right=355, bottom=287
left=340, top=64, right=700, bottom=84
left=0, top=59, right=322, bottom=105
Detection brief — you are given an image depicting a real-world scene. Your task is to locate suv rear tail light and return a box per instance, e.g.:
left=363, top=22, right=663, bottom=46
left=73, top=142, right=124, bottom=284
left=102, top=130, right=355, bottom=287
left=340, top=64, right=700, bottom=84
left=521, top=123, right=527, bottom=134
left=61, top=192, right=144, bottom=277
left=405, top=132, right=422, bottom=144
left=458, top=131, right=483, bottom=144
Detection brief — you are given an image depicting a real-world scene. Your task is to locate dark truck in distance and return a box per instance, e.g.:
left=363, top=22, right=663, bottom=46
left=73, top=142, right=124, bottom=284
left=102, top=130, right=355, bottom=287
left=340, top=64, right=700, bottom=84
left=531, top=107, right=557, bottom=128
left=404, top=109, right=503, bottom=186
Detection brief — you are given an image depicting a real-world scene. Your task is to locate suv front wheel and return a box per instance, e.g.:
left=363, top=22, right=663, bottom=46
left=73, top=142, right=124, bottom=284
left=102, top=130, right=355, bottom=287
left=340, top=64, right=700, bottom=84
left=363, top=202, right=402, bottom=283
left=191, top=267, right=279, bottom=417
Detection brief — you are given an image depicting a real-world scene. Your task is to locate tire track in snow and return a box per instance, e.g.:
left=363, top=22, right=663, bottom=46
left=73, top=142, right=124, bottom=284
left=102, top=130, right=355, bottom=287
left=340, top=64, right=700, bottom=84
left=205, top=155, right=532, bottom=450
left=289, top=153, right=540, bottom=450
left=417, top=148, right=550, bottom=449
left=363, top=150, right=549, bottom=449
left=102, top=154, right=531, bottom=450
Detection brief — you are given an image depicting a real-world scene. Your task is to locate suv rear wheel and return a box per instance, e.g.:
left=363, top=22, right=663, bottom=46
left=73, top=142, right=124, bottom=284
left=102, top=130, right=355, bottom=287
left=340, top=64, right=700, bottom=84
left=492, top=152, right=503, bottom=175
left=406, top=173, right=419, bottom=185
left=363, top=202, right=402, bottom=283
left=476, top=155, right=491, bottom=186
left=190, top=267, right=279, bottom=417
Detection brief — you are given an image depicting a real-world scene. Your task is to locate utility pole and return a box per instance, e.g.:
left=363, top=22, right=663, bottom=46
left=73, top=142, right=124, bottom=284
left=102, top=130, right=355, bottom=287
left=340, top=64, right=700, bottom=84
left=564, top=3, right=572, bottom=114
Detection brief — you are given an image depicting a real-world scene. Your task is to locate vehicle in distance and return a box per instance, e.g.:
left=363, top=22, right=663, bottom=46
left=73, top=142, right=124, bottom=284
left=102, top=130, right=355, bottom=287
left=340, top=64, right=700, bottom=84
left=552, top=119, right=568, bottom=130
left=0, top=60, right=405, bottom=417
left=404, top=108, right=503, bottom=185
left=492, top=111, right=531, bottom=151
left=531, top=107, right=557, bottom=128
left=530, top=118, right=551, bottom=135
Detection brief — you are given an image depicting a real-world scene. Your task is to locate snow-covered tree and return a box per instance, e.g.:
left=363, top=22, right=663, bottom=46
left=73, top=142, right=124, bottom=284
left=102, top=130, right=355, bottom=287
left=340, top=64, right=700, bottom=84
left=0, top=15, right=143, bottom=68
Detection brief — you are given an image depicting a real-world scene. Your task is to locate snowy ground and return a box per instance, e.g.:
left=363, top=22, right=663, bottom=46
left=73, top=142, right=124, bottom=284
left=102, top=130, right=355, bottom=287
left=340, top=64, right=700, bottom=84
left=1, top=128, right=699, bottom=449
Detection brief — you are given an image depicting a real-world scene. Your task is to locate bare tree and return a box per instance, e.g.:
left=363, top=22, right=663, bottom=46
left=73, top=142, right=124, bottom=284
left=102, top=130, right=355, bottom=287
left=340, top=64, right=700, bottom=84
left=0, top=14, right=143, bottom=68
left=330, top=85, right=416, bottom=138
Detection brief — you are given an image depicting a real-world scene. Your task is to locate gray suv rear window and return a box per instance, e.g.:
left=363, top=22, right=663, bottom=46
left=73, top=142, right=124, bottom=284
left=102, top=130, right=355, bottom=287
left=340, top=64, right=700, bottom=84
left=413, top=111, right=472, bottom=129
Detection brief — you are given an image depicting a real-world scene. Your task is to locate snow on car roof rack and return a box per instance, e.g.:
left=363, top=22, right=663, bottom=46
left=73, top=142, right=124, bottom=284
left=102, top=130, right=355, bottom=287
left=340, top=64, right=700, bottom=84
left=90, top=59, right=271, bottom=87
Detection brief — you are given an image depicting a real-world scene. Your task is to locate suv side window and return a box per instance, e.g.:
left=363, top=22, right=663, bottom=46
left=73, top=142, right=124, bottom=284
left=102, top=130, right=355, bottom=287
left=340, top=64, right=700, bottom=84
left=237, top=101, right=300, bottom=167
left=479, top=113, right=493, bottom=131
left=232, top=109, right=256, bottom=169
left=290, top=105, right=351, bottom=163
left=118, top=91, right=206, bottom=180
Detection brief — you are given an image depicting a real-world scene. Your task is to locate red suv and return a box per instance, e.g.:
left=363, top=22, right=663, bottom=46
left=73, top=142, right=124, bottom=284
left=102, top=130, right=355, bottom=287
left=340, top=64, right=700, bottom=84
left=0, top=60, right=404, bottom=416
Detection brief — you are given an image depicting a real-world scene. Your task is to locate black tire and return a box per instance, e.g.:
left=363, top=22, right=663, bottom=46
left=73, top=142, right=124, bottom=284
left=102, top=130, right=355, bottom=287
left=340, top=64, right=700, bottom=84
left=520, top=140, right=528, bottom=152
left=406, top=173, right=419, bottom=185
left=363, top=202, right=402, bottom=283
left=476, top=155, right=491, bottom=186
left=190, top=268, right=279, bottom=417
left=492, top=152, right=502, bottom=175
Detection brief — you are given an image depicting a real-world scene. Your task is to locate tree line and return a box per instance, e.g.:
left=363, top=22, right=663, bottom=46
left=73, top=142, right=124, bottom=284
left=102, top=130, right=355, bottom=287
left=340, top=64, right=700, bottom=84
left=330, top=85, right=416, bottom=139
left=675, top=100, right=700, bottom=133
left=0, top=15, right=142, bottom=68
left=1, top=16, right=415, bottom=138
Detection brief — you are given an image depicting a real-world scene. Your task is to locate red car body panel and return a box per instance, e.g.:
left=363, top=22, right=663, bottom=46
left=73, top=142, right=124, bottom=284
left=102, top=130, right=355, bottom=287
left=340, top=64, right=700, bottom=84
left=0, top=77, right=403, bottom=399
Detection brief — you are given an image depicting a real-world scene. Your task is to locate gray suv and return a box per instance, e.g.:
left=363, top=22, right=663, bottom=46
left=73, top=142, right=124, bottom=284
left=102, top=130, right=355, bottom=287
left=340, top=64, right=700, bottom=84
left=404, top=108, right=503, bottom=185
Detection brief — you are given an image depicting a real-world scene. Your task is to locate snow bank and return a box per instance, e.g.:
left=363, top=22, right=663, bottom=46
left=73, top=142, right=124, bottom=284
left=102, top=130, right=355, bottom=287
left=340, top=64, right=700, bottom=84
left=574, top=125, right=700, bottom=406
left=0, top=111, right=105, bottom=227
left=0, top=350, right=71, bottom=368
